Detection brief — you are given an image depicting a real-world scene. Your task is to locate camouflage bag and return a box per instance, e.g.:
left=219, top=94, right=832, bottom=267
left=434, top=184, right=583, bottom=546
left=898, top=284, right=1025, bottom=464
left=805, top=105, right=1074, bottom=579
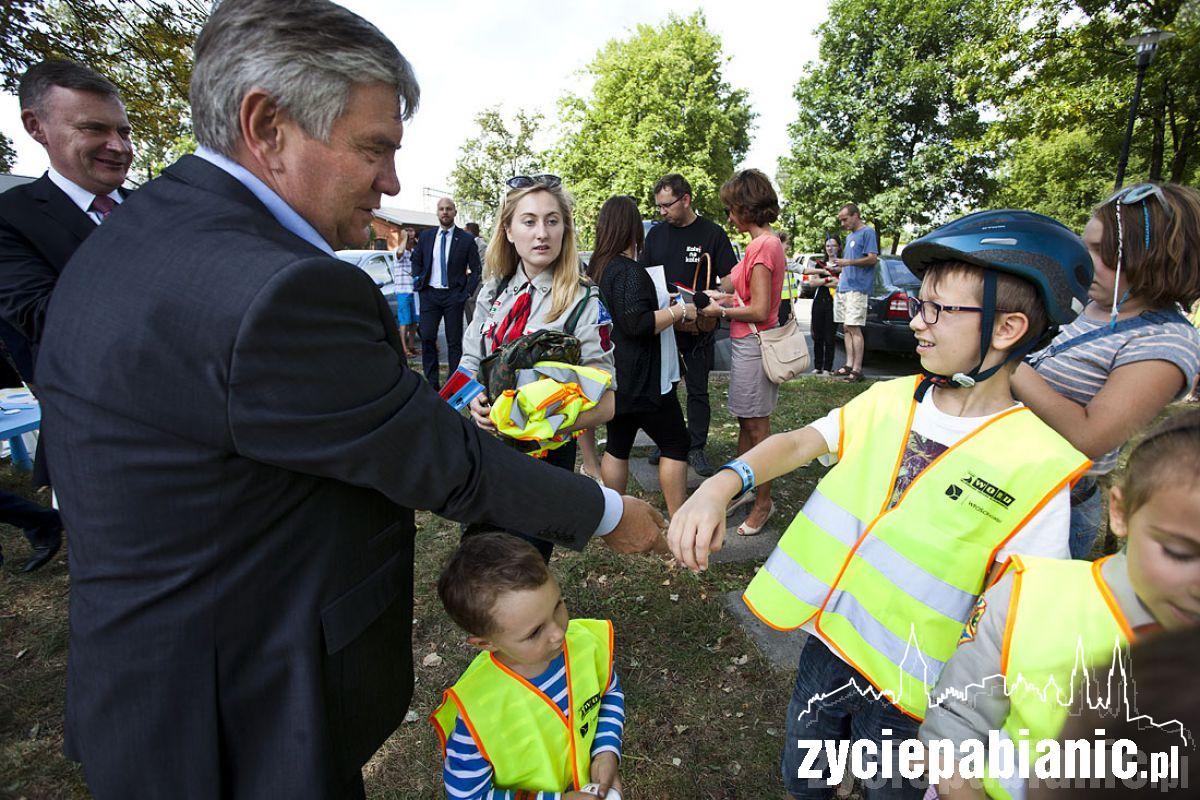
left=478, top=328, right=582, bottom=402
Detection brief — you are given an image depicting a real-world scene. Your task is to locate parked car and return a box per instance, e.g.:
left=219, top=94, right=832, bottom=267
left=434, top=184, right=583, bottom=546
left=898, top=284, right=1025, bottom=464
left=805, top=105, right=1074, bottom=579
left=335, top=249, right=400, bottom=315
left=836, top=254, right=921, bottom=354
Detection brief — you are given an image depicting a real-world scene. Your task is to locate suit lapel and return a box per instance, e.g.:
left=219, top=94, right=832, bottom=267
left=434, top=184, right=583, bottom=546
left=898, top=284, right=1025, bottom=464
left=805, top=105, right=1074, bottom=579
left=28, top=175, right=96, bottom=245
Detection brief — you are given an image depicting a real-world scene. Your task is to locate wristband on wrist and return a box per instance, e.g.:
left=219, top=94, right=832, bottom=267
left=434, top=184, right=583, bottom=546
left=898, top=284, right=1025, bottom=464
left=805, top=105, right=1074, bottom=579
left=718, top=458, right=755, bottom=500
left=720, top=305, right=727, bottom=319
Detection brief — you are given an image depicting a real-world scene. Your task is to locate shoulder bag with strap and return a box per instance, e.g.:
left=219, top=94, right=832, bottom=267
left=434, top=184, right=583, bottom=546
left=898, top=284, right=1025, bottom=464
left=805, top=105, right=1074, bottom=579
left=674, top=252, right=719, bottom=335
left=735, top=280, right=810, bottom=384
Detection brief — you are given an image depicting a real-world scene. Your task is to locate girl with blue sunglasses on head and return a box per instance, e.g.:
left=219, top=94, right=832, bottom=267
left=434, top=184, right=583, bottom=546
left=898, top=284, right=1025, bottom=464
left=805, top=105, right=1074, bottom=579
left=1013, top=182, right=1200, bottom=560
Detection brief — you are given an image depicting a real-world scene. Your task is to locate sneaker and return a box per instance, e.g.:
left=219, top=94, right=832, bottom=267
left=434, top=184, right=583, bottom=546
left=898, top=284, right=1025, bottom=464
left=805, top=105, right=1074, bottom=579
left=688, top=449, right=716, bottom=477
left=647, top=447, right=661, bottom=466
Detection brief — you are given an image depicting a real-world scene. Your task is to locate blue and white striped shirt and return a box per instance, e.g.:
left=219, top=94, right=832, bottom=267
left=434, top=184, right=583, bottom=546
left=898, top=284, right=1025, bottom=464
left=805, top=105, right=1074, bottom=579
left=1032, top=304, right=1200, bottom=474
left=442, top=652, right=625, bottom=800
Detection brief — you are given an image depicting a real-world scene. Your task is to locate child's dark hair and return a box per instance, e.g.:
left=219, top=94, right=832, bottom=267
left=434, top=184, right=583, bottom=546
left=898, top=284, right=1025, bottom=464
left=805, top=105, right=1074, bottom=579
left=920, top=260, right=1049, bottom=350
left=1092, top=183, right=1200, bottom=310
left=1114, top=408, right=1200, bottom=520
left=437, top=533, right=552, bottom=637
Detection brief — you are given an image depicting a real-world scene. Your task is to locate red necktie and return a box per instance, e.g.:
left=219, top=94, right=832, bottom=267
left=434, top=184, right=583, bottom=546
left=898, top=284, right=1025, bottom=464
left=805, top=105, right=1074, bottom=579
left=90, top=195, right=116, bottom=221
left=491, top=287, right=535, bottom=351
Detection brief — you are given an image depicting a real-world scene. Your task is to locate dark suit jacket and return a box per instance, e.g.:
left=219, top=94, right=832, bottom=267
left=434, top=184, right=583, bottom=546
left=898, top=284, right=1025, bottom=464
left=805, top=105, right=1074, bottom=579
left=36, top=154, right=604, bottom=799
left=0, top=173, right=102, bottom=380
left=410, top=224, right=480, bottom=296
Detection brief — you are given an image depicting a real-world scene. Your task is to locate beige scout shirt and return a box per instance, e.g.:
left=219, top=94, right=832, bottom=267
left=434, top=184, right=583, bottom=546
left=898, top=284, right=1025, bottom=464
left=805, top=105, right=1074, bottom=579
left=460, top=263, right=616, bottom=386
left=919, top=550, right=1155, bottom=747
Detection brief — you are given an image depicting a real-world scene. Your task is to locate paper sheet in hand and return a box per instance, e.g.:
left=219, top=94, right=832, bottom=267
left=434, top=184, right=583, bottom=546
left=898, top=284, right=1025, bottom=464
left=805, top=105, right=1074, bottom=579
left=646, top=265, right=681, bottom=393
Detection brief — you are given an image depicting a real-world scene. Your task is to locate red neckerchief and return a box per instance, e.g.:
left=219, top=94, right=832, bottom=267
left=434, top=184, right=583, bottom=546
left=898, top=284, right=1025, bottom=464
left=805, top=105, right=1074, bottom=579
left=490, top=283, right=536, bottom=352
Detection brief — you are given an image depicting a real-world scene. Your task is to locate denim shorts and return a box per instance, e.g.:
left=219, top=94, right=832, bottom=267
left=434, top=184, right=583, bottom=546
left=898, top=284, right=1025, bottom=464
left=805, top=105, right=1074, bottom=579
left=782, top=636, right=926, bottom=800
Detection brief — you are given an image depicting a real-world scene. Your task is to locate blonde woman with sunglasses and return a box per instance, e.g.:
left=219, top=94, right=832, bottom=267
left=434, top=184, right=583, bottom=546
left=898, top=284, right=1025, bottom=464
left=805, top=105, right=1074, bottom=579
left=1013, top=182, right=1200, bottom=559
left=458, top=175, right=616, bottom=560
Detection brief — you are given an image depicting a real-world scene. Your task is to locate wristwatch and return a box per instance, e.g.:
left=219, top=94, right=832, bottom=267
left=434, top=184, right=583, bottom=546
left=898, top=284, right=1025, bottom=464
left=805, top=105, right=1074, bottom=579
left=718, top=458, right=755, bottom=500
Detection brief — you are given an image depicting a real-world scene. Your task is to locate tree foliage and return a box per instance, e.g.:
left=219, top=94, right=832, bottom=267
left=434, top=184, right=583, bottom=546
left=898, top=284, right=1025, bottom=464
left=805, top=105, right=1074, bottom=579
left=450, top=106, right=547, bottom=229
left=778, top=0, right=1002, bottom=251
left=0, top=133, right=16, bottom=173
left=552, top=12, right=753, bottom=245
left=0, top=0, right=205, bottom=182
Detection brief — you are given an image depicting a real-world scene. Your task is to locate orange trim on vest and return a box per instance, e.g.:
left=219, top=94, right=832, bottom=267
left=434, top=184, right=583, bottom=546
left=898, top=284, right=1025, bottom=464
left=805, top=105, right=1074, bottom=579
left=983, top=457, right=1092, bottom=577
left=999, top=562, right=1027, bottom=675
left=836, top=404, right=846, bottom=462
left=561, top=637, right=582, bottom=790
left=604, top=620, right=616, bottom=691
left=445, top=689, right=494, bottom=766
left=1091, top=556, right=1136, bottom=645
left=488, top=653, right=570, bottom=725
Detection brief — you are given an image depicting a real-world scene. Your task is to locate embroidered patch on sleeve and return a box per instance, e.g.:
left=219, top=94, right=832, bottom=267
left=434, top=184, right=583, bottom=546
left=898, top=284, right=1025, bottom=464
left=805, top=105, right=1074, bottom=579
left=958, top=596, right=987, bottom=646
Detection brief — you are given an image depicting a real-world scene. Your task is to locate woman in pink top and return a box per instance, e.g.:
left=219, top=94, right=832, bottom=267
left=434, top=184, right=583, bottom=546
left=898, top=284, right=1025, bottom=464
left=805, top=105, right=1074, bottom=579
left=697, top=169, right=787, bottom=535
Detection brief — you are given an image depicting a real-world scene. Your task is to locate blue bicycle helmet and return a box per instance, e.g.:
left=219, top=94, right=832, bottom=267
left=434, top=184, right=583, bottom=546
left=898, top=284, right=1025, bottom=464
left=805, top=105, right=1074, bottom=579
left=902, top=210, right=1092, bottom=396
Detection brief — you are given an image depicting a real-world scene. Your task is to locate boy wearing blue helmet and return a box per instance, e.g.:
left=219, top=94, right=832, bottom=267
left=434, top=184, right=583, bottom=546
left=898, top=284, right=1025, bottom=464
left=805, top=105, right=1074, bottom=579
left=668, top=211, right=1094, bottom=799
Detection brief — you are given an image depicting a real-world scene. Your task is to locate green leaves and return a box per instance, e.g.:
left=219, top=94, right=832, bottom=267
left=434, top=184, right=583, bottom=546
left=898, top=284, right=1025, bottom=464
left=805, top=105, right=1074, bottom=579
left=551, top=12, right=753, bottom=245
left=450, top=107, right=547, bottom=229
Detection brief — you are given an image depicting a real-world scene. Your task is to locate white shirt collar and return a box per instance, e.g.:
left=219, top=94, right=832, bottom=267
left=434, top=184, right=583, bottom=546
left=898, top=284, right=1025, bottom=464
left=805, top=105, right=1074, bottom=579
left=46, top=167, right=122, bottom=216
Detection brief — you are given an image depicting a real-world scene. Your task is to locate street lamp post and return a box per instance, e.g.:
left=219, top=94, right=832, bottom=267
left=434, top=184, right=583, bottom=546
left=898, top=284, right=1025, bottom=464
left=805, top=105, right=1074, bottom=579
left=1114, top=29, right=1175, bottom=190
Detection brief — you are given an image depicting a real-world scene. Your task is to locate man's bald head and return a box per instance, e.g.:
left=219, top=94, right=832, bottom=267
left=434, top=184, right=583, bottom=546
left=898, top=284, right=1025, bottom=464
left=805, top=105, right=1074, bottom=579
left=437, top=198, right=457, bottom=227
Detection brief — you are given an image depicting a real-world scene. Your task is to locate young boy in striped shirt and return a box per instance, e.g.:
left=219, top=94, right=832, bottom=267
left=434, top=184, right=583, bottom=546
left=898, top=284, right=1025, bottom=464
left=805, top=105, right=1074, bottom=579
left=432, top=533, right=624, bottom=800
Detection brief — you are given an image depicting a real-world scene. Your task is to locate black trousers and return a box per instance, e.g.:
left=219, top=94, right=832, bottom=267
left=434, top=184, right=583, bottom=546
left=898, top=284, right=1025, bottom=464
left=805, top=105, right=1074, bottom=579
left=418, top=288, right=465, bottom=388
left=461, top=441, right=577, bottom=563
left=675, top=330, right=714, bottom=452
left=0, top=488, right=60, bottom=558
left=811, top=293, right=837, bottom=372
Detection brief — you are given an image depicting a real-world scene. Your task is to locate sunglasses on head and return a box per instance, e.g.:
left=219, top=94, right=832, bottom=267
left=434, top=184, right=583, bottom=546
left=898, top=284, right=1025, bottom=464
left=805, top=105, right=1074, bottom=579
left=506, top=174, right=562, bottom=190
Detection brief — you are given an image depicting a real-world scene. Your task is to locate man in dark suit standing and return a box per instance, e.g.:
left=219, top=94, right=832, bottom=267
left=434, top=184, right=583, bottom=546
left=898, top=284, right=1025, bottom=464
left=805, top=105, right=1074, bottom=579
left=411, top=196, right=480, bottom=387
left=0, top=60, right=131, bottom=571
left=35, top=1, right=665, bottom=797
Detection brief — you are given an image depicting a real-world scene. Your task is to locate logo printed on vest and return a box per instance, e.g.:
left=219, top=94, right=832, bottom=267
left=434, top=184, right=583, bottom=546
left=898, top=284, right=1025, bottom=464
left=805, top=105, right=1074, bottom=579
left=578, top=690, right=603, bottom=721
left=945, top=484, right=963, bottom=500
left=960, top=472, right=1016, bottom=508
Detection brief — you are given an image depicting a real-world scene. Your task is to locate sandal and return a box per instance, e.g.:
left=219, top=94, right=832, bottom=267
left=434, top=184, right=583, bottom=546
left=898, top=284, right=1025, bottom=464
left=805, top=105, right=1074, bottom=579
left=841, top=369, right=863, bottom=383
left=832, top=365, right=853, bottom=377
left=737, top=502, right=775, bottom=536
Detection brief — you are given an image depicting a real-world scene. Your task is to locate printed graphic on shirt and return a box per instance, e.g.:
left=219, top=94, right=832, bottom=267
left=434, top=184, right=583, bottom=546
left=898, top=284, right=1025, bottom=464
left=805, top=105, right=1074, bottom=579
left=958, top=595, right=987, bottom=646
left=888, top=431, right=948, bottom=508
left=595, top=300, right=613, bottom=351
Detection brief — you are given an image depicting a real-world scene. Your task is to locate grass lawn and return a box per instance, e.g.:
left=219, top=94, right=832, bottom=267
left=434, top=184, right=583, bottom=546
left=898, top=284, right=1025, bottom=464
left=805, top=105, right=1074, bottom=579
left=0, top=376, right=891, bottom=798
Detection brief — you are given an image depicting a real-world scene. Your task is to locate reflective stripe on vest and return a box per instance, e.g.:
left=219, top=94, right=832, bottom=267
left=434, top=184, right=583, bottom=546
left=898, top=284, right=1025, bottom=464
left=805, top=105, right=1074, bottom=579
left=743, top=376, right=1091, bottom=719
left=979, top=556, right=1131, bottom=799
left=491, top=361, right=612, bottom=456
left=430, top=618, right=615, bottom=793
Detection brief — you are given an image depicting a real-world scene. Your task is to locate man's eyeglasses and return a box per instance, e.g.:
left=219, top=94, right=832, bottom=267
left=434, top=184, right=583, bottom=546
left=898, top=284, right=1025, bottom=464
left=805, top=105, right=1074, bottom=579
left=506, top=174, right=562, bottom=190
left=656, top=196, right=684, bottom=211
left=908, top=297, right=986, bottom=325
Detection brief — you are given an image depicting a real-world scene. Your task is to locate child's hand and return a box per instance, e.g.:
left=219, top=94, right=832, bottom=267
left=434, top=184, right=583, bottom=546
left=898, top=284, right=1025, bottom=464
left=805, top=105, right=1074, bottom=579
left=668, top=470, right=740, bottom=571
left=468, top=393, right=497, bottom=433
left=588, top=751, right=621, bottom=797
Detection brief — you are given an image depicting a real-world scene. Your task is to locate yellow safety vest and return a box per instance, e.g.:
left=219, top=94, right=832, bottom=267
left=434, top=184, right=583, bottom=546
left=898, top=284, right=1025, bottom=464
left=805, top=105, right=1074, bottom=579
left=743, top=376, right=1090, bottom=719
left=981, top=555, right=1132, bottom=799
left=490, top=361, right=612, bottom=458
left=430, top=618, right=614, bottom=794
left=782, top=269, right=803, bottom=300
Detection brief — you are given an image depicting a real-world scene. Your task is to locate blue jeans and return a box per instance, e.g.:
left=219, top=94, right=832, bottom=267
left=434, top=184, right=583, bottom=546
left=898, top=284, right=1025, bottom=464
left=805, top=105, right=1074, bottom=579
left=1068, top=477, right=1103, bottom=560
left=782, top=636, right=926, bottom=800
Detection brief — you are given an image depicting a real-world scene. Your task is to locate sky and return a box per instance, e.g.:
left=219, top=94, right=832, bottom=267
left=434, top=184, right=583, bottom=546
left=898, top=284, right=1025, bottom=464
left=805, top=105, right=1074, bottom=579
left=0, top=0, right=831, bottom=214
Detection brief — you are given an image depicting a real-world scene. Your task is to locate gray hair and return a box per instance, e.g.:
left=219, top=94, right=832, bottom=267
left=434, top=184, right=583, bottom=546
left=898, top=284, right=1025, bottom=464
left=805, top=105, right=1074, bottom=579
left=190, top=0, right=420, bottom=157
left=19, top=60, right=122, bottom=112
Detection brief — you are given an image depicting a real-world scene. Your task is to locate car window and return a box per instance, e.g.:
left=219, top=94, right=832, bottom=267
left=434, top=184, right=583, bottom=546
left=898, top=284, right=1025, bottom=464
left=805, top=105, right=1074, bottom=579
left=361, top=255, right=392, bottom=286
left=882, top=257, right=921, bottom=289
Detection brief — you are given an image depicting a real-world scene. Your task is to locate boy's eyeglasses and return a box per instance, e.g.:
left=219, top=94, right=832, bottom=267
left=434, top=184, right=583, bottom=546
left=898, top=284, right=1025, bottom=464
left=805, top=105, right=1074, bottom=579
left=908, top=297, right=1015, bottom=324
left=506, top=174, right=562, bottom=190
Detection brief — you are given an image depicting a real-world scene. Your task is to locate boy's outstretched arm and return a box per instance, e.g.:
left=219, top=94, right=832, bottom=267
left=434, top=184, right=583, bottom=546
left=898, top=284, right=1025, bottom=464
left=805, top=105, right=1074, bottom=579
left=669, top=426, right=829, bottom=571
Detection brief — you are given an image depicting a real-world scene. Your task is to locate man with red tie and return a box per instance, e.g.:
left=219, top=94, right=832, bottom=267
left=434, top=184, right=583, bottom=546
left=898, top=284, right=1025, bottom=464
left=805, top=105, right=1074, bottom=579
left=0, top=60, right=132, bottom=383
left=0, top=59, right=131, bottom=570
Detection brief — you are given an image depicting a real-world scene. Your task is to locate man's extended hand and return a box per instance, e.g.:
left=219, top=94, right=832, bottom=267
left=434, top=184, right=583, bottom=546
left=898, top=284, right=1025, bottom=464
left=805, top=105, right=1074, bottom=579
left=603, top=496, right=668, bottom=555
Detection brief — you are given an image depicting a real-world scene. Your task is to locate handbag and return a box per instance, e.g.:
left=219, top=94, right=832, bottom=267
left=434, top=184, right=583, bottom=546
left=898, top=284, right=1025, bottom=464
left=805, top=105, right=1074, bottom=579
left=735, top=287, right=810, bottom=384
left=673, top=252, right=719, bottom=335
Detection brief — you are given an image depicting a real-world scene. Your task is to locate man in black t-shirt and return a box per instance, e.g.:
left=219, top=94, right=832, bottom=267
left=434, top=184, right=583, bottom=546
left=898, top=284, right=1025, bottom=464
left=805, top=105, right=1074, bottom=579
left=639, top=173, right=737, bottom=476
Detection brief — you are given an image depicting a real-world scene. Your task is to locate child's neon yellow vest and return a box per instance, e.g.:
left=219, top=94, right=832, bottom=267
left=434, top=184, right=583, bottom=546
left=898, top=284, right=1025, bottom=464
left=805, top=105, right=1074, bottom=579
left=980, top=555, right=1132, bottom=799
left=743, top=376, right=1090, bottom=719
left=490, top=361, right=612, bottom=458
left=782, top=269, right=803, bottom=300
left=430, top=618, right=614, bottom=793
